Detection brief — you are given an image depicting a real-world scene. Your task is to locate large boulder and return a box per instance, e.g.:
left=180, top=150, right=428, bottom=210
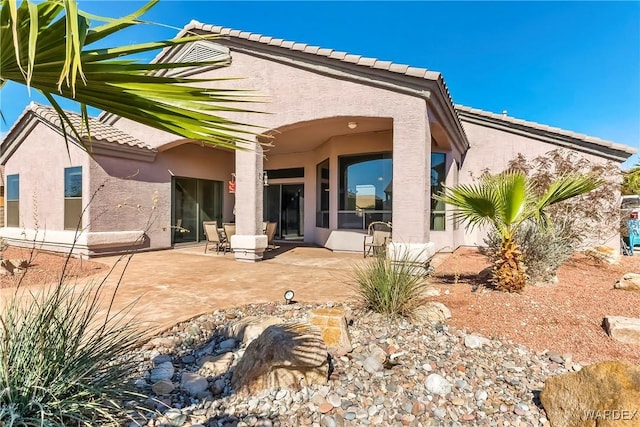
left=604, top=316, right=640, bottom=345
left=615, top=273, right=640, bottom=291
left=231, top=323, right=329, bottom=394
left=223, top=315, right=282, bottom=345
left=540, top=361, right=640, bottom=427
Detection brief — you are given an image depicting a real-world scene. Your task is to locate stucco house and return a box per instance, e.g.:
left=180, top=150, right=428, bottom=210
left=0, top=21, right=635, bottom=261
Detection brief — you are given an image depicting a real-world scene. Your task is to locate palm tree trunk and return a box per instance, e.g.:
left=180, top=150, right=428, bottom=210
left=492, top=236, right=527, bottom=292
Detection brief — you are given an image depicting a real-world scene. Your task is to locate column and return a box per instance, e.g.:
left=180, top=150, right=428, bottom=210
left=388, top=102, right=435, bottom=266
left=231, top=143, right=268, bottom=261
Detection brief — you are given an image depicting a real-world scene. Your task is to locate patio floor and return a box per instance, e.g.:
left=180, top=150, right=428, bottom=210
left=87, top=243, right=362, bottom=333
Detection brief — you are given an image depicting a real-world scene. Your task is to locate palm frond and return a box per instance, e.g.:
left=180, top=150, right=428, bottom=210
left=0, top=0, right=262, bottom=150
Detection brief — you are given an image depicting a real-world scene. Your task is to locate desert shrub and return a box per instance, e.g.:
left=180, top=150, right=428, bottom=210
left=507, top=149, right=620, bottom=250
left=484, top=220, right=575, bottom=284
left=350, top=253, right=431, bottom=319
left=0, top=270, right=148, bottom=426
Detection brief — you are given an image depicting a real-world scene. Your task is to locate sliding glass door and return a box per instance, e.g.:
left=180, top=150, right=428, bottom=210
left=172, top=177, right=223, bottom=244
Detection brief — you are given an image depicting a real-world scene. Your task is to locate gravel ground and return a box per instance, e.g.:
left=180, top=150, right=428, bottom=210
left=122, top=301, right=583, bottom=427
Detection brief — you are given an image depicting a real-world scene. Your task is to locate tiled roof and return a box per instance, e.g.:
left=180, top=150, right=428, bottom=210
left=5, top=102, right=153, bottom=151
left=177, top=21, right=444, bottom=82
left=455, top=105, right=636, bottom=156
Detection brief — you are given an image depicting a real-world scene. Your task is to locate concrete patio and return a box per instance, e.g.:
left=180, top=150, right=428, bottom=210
left=85, top=243, right=362, bottom=333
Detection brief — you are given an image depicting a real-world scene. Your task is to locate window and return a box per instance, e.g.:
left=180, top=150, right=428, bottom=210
left=6, top=174, right=19, bottom=227
left=316, top=159, right=330, bottom=228
left=64, top=167, right=83, bottom=230
left=430, top=153, right=446, bottom=231
left=338, top=152, right=392, bottom=229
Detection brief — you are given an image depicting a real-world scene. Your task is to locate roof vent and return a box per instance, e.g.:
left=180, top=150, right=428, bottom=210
left=502, top=110, right=508, bottom=117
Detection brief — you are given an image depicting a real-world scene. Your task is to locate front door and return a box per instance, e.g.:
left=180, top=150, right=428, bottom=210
left=264, top=184, right=304, bottom=240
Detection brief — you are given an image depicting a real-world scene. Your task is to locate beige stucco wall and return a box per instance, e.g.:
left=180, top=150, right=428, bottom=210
left=111, top=46, right=437, bottom=249
left=89, top=143, right=234, bottom=253
left=3, top=122, right=90, bottom=232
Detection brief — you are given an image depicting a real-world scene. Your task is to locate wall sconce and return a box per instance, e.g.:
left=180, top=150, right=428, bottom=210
left=348, top=121, right=358, bottom=129
left=263, top=171, right=269, bottom=187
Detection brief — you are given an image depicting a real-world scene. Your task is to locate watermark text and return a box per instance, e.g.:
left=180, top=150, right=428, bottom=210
left=584, top=409, right=638, bottom=421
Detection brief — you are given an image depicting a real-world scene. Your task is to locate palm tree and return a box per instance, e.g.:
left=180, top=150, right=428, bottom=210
left=435, top=171, right=601, bottom=292
left=1, top=0, right=261, bottom=150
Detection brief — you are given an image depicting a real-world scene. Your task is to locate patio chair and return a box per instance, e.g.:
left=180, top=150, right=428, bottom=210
left=627, top=219, right=640, bottom=255
left=265, top=222, right=277, bottom=250
left=203, top=221, right=225, bottom=254
left=222, top=223, right=236, bottom=254
left=363, top=221, right=392, bottom=258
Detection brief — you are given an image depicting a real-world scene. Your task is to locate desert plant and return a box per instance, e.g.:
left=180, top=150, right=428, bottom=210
left=621, top=163, right=640, bottom=196
left=507, top=149, right=621, bottom=249
left=1, top=0, right=262, bottom=150
left=0, top=268, right=148, bottom=426
left=0, top=184, right=152, bottom=425
left=436, top=170, right=601, bottom=292
left=350, top=253, right=431, bottom=319
left=484, top=219, right=574, bottom=284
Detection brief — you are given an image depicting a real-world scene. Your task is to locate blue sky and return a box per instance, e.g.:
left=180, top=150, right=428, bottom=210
left=1, top=1, right=639, bottom=167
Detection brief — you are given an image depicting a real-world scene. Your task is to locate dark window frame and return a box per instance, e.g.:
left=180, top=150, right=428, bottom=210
left=64, top=166, right=83, bottom=230
left=6, top=174, right=19, bottom=227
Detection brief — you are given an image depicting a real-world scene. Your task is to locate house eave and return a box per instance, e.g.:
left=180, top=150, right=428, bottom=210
left=456, top=109, right=636, bottom=163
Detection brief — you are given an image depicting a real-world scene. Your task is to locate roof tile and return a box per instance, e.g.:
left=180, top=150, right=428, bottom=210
left=455, top=104, right=635, bottom=155
left=15, top=103, right=153, bottom=151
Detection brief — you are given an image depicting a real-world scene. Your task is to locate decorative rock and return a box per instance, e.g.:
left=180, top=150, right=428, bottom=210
left=604, top=316, right=640, bottom=345
left=231, top=323, right=329, bottom=394
left=584, top=245, right=619, bottom=264
left=318, top=402, right=333, bottom=414
left=540, top=361, right=640, bottom=427
left=151, top=380, right=175, bottom=395
left=308, top=307, right=353, bottom=354
left=210, top=378, right=225, bottom=395
left=180, top=372, right=209, bottom=396
left=199, top=352, right=234, bottom=375
left=615, top=273, right=640, bottom=291
left=149, top=361, right=174, bottom=382
left=363, top=356, right=384, bottom=374
left=425, top=373, right=452, bottom=395
left=413, top=302, right=452, bottom=324
left=464, top=334, right=492, bottom=349
left=224, top=316, right=282, bottom=345
left=218, top=338, right=236, bottom=350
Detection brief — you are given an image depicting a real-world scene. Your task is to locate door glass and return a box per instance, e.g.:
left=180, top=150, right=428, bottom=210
left=173, top=177, right=223, bottom=244
left=281, top=184, right=304, bottom=239
left=174, top=178, right=198, bottom=243
left=264, top=185, right=281, bottom=237
left=199, top=180, right=223, bottom=241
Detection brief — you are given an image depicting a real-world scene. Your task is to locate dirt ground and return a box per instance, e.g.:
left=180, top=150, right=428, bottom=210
left=0, top=247, right=107, bottom=289
left=432, top=247, right=640, bottom=364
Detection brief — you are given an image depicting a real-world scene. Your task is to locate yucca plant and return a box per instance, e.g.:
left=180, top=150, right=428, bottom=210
left=435, top=170, right=601, bottom=292
left=351, top=253, right=431, bottom=319
left=0, top=259, right=148, bottom=426
left=0, top=0, right=262, bottom=150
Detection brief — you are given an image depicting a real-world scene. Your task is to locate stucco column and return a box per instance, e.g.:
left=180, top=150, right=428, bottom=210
left=231, top=143, right=268, bottom=261
left=389, top=102, right=435, bottom=264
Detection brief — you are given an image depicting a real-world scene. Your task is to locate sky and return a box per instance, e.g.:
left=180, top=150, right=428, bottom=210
left=1, top=1, right=639, bottom=167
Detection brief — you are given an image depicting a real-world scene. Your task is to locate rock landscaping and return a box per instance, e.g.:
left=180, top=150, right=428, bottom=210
left=123, top=301, right=597, bottom=427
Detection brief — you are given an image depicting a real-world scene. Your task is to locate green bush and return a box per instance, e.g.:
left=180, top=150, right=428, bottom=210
left=484, top=220, right=575, bottom=284
left=0, top=274, right=148, bottom=426
left=350, top=253, right=431, bottom=319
